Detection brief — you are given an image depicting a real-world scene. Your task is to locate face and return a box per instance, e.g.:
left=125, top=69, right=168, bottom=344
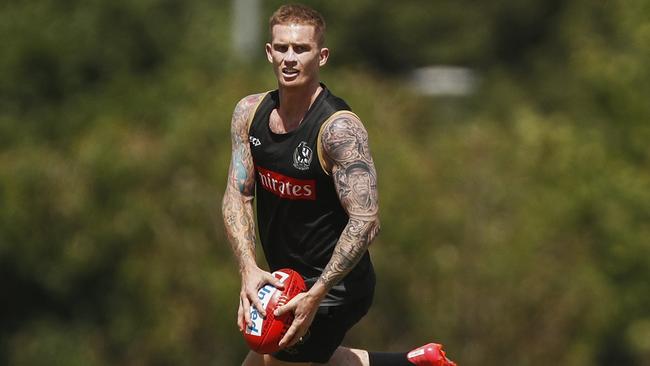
left=266, top=23, right=329, bottom=89
left=348, top=165, right=372, bottom=203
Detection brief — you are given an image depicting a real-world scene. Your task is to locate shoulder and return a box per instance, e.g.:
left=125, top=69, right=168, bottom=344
left=320, top=111, right=370, bottom=163
left=324, top=109, right=366, bottom=131
left=321, top=112, right=368, bottom=145
left=234, top=92, right=267, bottom=111
left=231, top=92, right=269, bottom=131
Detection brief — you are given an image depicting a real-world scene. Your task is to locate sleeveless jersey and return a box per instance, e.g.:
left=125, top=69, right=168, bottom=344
left=248, top=85, right=375, bottom=306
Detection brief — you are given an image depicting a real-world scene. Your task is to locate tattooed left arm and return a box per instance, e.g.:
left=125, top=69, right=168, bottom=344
left=312, top=113, right=380, bottom=298
left=276, top=112, right=380, bottom=347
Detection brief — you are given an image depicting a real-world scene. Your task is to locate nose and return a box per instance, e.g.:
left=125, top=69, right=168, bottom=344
left=284, top=47, right=297, bottom=64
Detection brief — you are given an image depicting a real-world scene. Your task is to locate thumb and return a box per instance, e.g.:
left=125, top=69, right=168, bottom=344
left=268, top=273, right=285, bottom=290
left=274, top=293, right=301, bottom=317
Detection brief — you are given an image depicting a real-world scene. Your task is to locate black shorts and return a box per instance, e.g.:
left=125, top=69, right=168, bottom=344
left=272, top=292, right=374, bottom=363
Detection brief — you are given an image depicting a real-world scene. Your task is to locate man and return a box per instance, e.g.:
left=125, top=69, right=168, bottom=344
left=222, top=4, right=457, bottom=366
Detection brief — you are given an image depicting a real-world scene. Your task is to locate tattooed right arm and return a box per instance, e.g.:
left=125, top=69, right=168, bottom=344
left=222, top=94, right=263, bottom=273
left=222, top=94, right=286, bottom=330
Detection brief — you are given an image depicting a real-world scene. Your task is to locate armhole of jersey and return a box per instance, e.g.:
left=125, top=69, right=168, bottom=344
left=317, top=110, right=362, bottom=176
left=246, top=91, right=271, bottom=134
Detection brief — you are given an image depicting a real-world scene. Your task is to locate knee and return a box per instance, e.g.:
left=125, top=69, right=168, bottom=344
left=241, top=351, right=263, bottom=366
left=243, top=352, right=314, bottom=366
left=323, top=347, right=368, bottom=366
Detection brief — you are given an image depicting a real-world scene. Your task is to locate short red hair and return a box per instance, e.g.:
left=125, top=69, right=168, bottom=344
left=269, top=4, right=326, bottom=46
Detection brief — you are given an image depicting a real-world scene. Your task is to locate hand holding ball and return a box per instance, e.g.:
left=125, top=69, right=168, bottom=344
left=243, top=268, right=307, bottom=354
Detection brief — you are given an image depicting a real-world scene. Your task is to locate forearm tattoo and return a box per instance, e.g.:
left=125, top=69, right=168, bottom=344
left=222, top=94, right=263, bottom=271
left=318, top=115, right=380, bottom=289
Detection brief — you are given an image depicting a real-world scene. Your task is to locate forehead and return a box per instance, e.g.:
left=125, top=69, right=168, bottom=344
left=270, top=23, right=318, bottom=44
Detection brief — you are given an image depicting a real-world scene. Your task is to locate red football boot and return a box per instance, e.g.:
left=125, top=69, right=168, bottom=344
left=407, top=343, right=457, bottom=366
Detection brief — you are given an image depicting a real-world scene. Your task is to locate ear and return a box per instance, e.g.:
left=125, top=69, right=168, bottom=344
left=319, top=47, right=330, bottom=67
left=265, top=43, right=273, bottom=63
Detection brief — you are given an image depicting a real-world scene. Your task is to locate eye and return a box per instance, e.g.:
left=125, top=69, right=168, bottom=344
left=294, top=45, right=309, bottom=53
left=274, top=45, right=288, bottom=52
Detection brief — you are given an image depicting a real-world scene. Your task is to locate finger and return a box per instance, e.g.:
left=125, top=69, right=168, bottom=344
left=268, top=272, right=285, bottom=290
left=249, top=290, right=267, bottom=317
left=278, top=319, right=302, bottom=348
left=275, top=292, right=304, bottom=317
left=274, top=303, right=287, bottom=317
left=286, top=330, right=304, bottom=348
left=241, top=295, right=252, bottom=327
left=237, top=299, right=245, bottom=331
left=274, top=303, right=295, bottom=317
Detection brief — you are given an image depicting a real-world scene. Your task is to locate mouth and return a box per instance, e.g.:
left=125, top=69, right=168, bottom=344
left=282, top=68, right=299, bottom=78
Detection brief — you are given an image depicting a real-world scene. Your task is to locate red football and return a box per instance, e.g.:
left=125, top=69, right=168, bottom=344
left=243, top=268, right=307, bottom=354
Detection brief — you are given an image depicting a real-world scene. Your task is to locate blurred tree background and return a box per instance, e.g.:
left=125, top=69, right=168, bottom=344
left=1, top=0, right=649, bottom=365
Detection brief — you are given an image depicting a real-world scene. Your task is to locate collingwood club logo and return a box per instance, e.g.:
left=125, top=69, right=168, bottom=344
left=249, top=135, right=261, bottom=147
left=293, top=141, right=312, bottom=171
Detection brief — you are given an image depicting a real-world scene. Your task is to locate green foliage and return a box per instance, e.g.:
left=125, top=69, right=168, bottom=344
left=1, top=0, right=649, bottom=365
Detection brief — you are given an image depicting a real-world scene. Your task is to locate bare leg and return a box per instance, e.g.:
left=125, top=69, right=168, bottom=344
left=318, top=346, right=369, bottom=366
left=242, top=346, right=370, bottom=366
left=242, top=351, right=313, bottom=366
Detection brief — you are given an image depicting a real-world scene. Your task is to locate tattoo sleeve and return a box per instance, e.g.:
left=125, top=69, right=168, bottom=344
left=317, top=114, right=381, bottom=290
left=222, top=94, right=263, bottom=273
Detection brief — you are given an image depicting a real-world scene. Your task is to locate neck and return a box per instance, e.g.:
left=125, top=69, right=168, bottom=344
left=277, top=81, right=322, bottom=125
